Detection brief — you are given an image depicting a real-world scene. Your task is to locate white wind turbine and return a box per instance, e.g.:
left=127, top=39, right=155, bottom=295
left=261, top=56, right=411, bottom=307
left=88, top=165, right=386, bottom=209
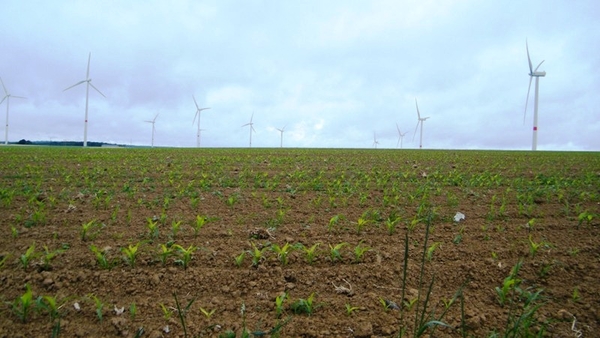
left=412, top=98, right=430, bottom=149
left=192, top=95, right=210, bottom=147
left=396, top=123, right=408, bottom=149
left=63, top=53, right=106, bottom=147
left=276, top=125, right=286, bottom=148
left=242, top=112, right=256, bottom=147
left=523, top=39, right=546, bottom=151
left=145, top=113, right=159, bottom=147
left=1, top=77, right=26, bottom=145
left=372, top=131, right=379, bottom=148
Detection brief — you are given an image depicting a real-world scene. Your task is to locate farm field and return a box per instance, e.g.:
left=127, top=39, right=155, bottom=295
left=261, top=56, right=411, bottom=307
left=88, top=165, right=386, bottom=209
left=0, top=146, right=599, bottom=337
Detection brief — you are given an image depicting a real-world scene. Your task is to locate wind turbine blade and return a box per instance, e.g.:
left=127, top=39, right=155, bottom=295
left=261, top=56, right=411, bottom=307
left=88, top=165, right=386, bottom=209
left=415, top=98, right=421, bottom=119
left=89, top=82, right=106, bottom=98
left=193, top=111, right=199, bottom=125
left=396, top=123, right=401, bottom=134
left=0, top=77, right=7, bottom=95
left=153, top=113, right=159, bottom=122
left=63, top=80, right=86, bottom=91
left=86, top=53, right=91, bottom=79
left=524, top=76, right=533, bottom=124
left=193, top=95, right=200, bottom=109
left=534, top=60, right=545, bottom=72
left=250, top=112, right=254, bottom=123
left=13, top=96, right=27, bottom=99
left=526, top=40, right=533, bottom=74
left=0, top=97, right=6, bottom=105
left=412, top=121, right=419, bottom=141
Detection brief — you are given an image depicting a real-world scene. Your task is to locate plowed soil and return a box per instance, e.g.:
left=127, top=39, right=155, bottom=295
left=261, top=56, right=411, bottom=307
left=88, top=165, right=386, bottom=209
left=0, top=147, right=599, bottom=337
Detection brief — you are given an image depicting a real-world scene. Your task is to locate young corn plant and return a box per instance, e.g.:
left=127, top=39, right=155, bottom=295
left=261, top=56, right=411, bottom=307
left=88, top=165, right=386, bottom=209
left=173, top=244, right=198, bottom=269
left=345, top=303, right=360, bottom=316
left=290, top=293, right=317, bottom=315
left=89, top=245, right=116, bottom=270
left=355, top=216, right=369, bottom=234
left=121, top=241, right=144, bottom=268
left=385, top=213, right=401, bottom=235
left=250, top=242, right=268, bottom=267
left=157, top=243, right=174, bottom=266
left=81, top=219, right=101, bottom=241
left=353, top=241, right=371, bottom=263
left=301, top=243, right=320, bottom=265
left=41, top=245, right=66, bottom=271
left=173, top=293, right=195, bottom=338
left=329, top=242, right=347, bottom=263
left=271, top=243, right=293, bottom=266
left=191, top=215, right=209, bottom=237
left=234, top=251, right=246, bottom=268
left=200, top=307, right=216, bottom=319
left=426, top=242, right=441, bottom=262
left=275, top=292, right=287, bottom=318
left=327, top=214, right=342, bottom=232
left=170, top=220, right=182, bottom=239
left=36, top=295, right=70, bottom=322
left=87, top=294, right=105, bottom=322
left=146, top=217, right=159, bottom=240
left=19, top=242, right=38, bottom=270
left=11, top=284, right=34, bottom=323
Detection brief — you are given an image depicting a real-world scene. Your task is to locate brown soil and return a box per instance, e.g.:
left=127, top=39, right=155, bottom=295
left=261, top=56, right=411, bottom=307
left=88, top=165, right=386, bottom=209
left=0, top=148, right=599, bottom=337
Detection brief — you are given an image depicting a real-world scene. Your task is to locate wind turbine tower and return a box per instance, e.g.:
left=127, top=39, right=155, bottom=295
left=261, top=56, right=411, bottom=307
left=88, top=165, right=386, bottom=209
left=276, top=126, right=286, bottom=148
left=396, top=123, right=408, bottom=149
left=523, top=40, right=546, bottom=151
left=372, top=131, right=379, bottom=148
left=242, top=113, right=256, bottom=147
left=1, top=77, right=26, bottom=145
left=145, top=113, right=159, bottom=147
left=192, top=95, right=210, bottom=147
left=63, top=53, right=106, bottom=147
left=413, top=98, right=430, bottom=149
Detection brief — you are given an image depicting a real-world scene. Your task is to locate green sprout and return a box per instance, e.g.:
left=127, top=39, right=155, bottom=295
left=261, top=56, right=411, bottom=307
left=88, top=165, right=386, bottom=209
left=353, top=241, right=371, bottom=263
left=234, top=251, right=246, bottom=267
left=192, top=215, right=209, bottom=237
left=170, top=220, right=182, bottom=239
left=426, top=242, right=441, bottom=261
left=19, top=242, right=38, bottom=270
left=301, top=243, right=320, bottom=265
left=88, top=294, right=104, bottom=322
left=121, top=242, right=143, bottom=268
left=157, top=243, right=174, bottom=266
left=329, top=242, right=347, bottom=263
left=89, top=245, right=115, bottom=270
left=271, top=242, right=293, bottom=266
left=290, top=293, right=317, bottom=315
left=81, top=219, right=100, bottom=241
left=275, top=292, right=287, bottom=318
left=250, top=242, right=267, bottom=267
left=173, top=244, right=198, bottom=269
left=146, top=217, right=159, bottom=240
left=200, top=307, right=216, bottom=319
left=345, top=303, right=359, bottom=316
left=11, top=284, right=34, bottom=322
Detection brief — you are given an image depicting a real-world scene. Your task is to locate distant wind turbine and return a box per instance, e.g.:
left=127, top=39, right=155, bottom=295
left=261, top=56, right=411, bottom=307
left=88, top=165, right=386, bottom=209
left=242, top=113, right=256, bottom=147
left=523, top=39, right=546, bottom=151
left=412, top=98, right=430, bottom=149
left=372, top=131, right=379, bottom=148
left=192, top=95, right=210, bottom=147
left=63, top=52, right=105, bottom=147
left=1, top=77, right=26, bottom=145
left=145, top=113, right=159, bottom=147
left=396, top=123, right=408, bottom=149
left=276, top=125, right=286, bottom=148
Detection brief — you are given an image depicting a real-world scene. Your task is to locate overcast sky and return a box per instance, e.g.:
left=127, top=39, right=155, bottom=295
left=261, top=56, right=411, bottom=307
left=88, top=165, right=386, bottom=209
left=1, top=1, right=598, bottom=150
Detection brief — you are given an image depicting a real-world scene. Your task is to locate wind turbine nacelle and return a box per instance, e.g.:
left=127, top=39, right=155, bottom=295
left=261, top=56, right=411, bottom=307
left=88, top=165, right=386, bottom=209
left=532, top=71, right=546, bottom=77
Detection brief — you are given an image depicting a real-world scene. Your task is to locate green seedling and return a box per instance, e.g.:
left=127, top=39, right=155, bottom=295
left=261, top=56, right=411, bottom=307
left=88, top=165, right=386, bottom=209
left=173, top=244, right=197, bottom=269
left=234, top=251, right=246, bottom=267
left=36, top=295, right=70, bottom=321
left=88, top=294, right=104, bottom=322
left=250, top=242, right=267, bottom=267
left=11, top=226, right=18, bottom=238
left=11, top=284, right=34, bottom=322
left=89, top=245, right=115, bottom=270
left=345, top=303, right=360, bottom=316
left=130, top=302, right=137, bottom=321
left=378, top=297, right=400, bottom=312
left=577, top=211, right=594, bottom=228
left=302, top=243, right=320, bottom=265
left=170, top=220, right=182, bottom=238
left=157, top=243, right=174, bottom=266
left=146, top=217, right=159, bottom=240
left=329, top=242, right=347, bottom=263
left=200, top=307, right=216, bottom=319
left=355, top=216, right=369, bottom=234
left=226, top=195, right=238, bottom=209
left=403, top=297, right=418, bottom=311
left=353, top=242, right=371, bottom=263
left=192, top=215, right=208, bottom=237
left=160, top=303, right=174, bottom=320
left=290, top=293, right=317, bottom=315
left=0, top=254, right=11, bottom=269
left=271, top=243, right=292, bottom=266
left=275, top=292, right=287, bottom=318
left=81, top=219, right=100, bottom=241
left=572, top=287, right=580, bottom=302
left=495, top=259, right=523, bottom=306
left=19, top=242, right=38, bottom=269
left=41, top=245, right=66, bottom=270
left=385, top=215, right=400, bottom=235
left=426, top=242, right=441, bottom=261
left=328, top=214, right=342, bottom=232
left=121, top=242, right=143, bottom=267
